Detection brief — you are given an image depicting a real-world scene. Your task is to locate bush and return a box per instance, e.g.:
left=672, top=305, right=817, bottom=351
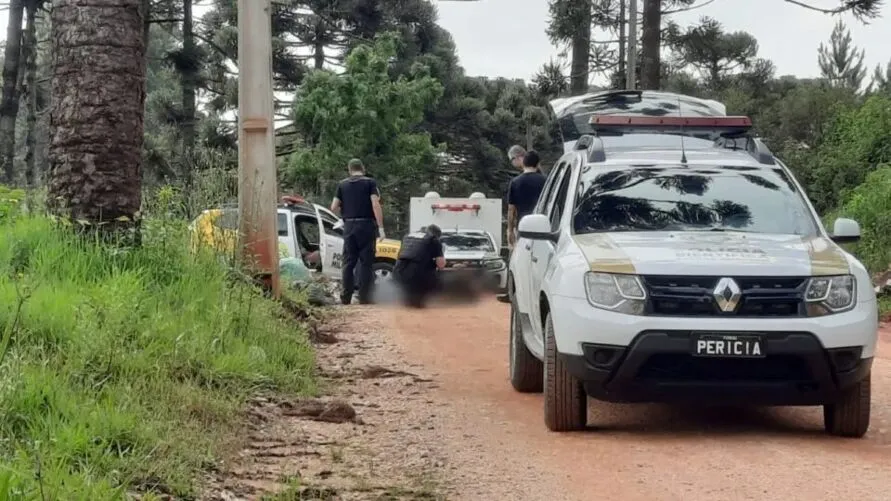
left=0, top=204, right=316, bottom=498
left=832, top=165, right=891, bottom=273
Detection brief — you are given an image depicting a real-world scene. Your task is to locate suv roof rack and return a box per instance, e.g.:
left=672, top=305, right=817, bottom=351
left=582, top=115, right=775, bottom=165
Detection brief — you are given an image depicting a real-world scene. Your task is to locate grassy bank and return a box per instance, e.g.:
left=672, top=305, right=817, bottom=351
left=0, top=203, right=316, bottom=498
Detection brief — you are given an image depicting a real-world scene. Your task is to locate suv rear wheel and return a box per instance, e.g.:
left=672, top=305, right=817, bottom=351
left=823, top=374, right=871, bottom=438
left=509, top=300, right=543, bottom=393
left=543, top=313, right=587, bottom=432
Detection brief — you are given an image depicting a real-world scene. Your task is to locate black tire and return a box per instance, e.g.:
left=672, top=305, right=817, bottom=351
left=372, top=261, right=394, bottom=283
left=543, top=313, right=587, bottom=432
left=823, top=374, right=871, bottom=438
left=509, top=301, right=543, bottom=393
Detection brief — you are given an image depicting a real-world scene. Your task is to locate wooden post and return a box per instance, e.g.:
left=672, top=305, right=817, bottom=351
left=237, top=0, right=279, bottom=297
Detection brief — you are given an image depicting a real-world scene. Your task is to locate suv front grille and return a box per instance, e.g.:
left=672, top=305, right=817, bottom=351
left=635, top=353, right=813, bottom=382
left=641, top=275, right=807, bottom=317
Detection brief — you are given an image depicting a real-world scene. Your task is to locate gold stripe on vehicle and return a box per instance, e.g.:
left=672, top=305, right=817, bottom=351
left=802, top=235, right=849, bottom=276
left=573, top=233, right=637, bottom=274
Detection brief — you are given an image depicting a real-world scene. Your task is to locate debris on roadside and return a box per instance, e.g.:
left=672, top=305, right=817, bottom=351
left=872, top=269, right=891, bottom=296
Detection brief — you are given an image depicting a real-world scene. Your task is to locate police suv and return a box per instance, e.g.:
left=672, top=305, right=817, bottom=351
left=507, top=113, right=877, bottom=437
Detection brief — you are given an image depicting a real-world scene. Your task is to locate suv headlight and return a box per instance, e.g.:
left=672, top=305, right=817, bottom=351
left=804, top=275, right=856, bottom=316
left=584, top=272, right=646, bottom=315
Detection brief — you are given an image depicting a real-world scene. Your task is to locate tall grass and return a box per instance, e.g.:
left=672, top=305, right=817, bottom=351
left=0, top=188, right=316, bottom=499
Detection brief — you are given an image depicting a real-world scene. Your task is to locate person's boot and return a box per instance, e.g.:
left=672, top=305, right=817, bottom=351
left=340, top=292, right=352, bottom=305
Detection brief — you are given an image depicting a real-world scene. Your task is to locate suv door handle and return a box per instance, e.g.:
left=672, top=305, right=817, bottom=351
left=525, top=243, right=532, bottom=250
left=531, top=255, right=538, bottom=263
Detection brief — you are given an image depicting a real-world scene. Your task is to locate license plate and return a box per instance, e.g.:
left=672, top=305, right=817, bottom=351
left=692, top=333, right=765, bottom=358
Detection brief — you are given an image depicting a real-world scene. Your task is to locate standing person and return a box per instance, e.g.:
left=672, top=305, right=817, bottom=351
left=393, top=224, right=446, bottom=308
left=330, top=158, right=385, bottom=305
left=498, top=149, right=546, bottom=303
left=506, top=150, right=546, bottom=248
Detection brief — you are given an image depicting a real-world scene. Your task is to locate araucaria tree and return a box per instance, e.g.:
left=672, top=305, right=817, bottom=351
left=47, top=0, right=147, bottom=233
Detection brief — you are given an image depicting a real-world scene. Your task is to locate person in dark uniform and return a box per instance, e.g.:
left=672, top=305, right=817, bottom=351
left=498, top=149, right=547, bottom=303
left=330, top=158, right=385, bottom=305
left=393, top=224, right=445, bottom=308
left=506, top=150, right=546, bottom=248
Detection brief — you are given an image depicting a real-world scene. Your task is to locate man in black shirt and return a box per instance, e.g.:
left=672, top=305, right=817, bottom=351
left=393, top=224, right=445, bottom=308
left=506, top=150, right=546, bottom=249
left=330, top=158, right=385, bottom=305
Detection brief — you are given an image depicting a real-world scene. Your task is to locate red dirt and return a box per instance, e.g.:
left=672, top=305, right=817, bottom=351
left=364, top=297, right=891, bottom=501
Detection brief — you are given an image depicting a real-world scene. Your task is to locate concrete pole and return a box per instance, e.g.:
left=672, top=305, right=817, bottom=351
left=626, top=0, right=637, bottom=90
left=237, top=0, right=279, bottom=296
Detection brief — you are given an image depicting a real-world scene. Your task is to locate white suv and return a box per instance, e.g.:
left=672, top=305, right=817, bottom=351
left=508, top=116, right=877, bottom=437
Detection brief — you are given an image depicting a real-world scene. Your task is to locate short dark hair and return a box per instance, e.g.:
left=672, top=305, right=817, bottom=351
left=347, top=158, right=364, bottom=173
left=523, top=150, right=540, bottom=168
left=425, top=224, right=442, bottom=238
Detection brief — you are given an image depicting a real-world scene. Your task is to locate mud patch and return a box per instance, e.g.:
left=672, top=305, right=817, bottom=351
left=201, top=309, right=450, bottom=500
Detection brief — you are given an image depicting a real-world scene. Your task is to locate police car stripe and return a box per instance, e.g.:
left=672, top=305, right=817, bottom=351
left=572, top=233, right=637, bottom=274
left=802, top=235, right=850, bottom=276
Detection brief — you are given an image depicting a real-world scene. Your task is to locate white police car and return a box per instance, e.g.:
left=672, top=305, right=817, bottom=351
left=507, top=114, right=877, bottom=437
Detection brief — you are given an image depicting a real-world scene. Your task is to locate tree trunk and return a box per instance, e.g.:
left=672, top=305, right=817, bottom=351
left=639, top=0, right=661, bottom=90
left=0, top=0, right=25, bottom=185
left=22, top=2, right=38, bottom=188
left=47, top=0, right=147, bottom=235
left=181, top=0, right=197, bottom=170
left=617, top=0, right=626, bottom=89
left=569, top=0, right=591, bottom=96
left=313, top=18, right=326, bottom=70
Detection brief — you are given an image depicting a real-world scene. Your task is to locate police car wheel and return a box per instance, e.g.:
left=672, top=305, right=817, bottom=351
left=372, top=261, right=394, bottom=282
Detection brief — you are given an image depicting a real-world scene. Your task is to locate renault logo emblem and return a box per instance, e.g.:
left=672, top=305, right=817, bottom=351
left=713, top=277, right=741, bottom=312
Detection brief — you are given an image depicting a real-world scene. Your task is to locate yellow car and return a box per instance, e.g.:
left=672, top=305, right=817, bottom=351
left=189, top=199, right=402, bottom=282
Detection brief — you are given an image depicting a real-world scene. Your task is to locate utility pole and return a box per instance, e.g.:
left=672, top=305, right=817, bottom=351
left=626, top=0, right=637, bottom=90
left=237, top=0, right=279, bottom=297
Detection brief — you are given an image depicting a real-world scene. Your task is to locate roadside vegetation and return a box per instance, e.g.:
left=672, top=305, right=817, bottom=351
left=0, top=188, right=316, bottom=499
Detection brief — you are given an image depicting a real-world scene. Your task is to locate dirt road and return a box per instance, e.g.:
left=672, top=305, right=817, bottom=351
left=367, top=297, right=891, bottom=501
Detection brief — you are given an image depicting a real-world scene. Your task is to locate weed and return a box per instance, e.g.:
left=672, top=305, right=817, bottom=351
left=0, top=198, right=317, bottom=498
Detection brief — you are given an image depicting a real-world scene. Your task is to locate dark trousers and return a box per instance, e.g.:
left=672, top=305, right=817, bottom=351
left=342, top=219, right=377, bottom=302
left=394, top=260, right=437, bottom=308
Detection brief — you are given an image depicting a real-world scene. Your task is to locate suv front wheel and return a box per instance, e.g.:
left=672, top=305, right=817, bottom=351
left=823, top=374, right=871, bottom=438
left=509, top=300, right=543, bottom=393
left=543, top=312, right=587, bottom=432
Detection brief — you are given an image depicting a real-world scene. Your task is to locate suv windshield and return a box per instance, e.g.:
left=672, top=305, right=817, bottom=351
left=440, top=233, right=494, bottom=251
left=572, top=166, right=819, bottom=236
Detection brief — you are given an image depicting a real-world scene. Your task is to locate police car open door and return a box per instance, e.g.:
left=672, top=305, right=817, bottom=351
left=314, top=205, right=344, bottom=280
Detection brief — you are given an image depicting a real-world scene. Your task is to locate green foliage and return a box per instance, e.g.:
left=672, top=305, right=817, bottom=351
left=808, top=95, right=891, bottom=213
left=0, top=207, right=316, bottom=497
left=0, top=185, right=25, bottom=221
left=284, top=32, right=444, bottom=228
left=833, top=166, right=891, bottom=272
left=817, top=20, right=867, bottom=91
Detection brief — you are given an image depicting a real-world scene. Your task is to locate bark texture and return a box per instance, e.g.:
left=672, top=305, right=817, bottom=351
left=639, top=0, right=662, bottom=90
left=47, top=0, right=146, bottom=228
left=22, top=2, right=39, bottom=187
left=569, top=4, right=592, bottom=96
left=0, top=0, right=25, bottom=185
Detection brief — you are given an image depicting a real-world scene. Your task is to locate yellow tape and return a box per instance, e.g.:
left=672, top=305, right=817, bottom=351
left=573, top=233, right=637, bottom=274
left=802, top=235, right=849, bottom=276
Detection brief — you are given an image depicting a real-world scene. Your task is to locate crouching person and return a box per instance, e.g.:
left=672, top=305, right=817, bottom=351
left=393, top=224, right=445, bottom=308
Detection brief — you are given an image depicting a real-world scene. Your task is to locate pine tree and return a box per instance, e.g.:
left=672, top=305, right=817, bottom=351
left=817, top=20, right=867, bottom=91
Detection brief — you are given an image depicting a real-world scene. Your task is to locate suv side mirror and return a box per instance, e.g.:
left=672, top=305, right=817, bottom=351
left=831, top=218, right=860, bottom=244
left=518, top=214, right=557, bottom=242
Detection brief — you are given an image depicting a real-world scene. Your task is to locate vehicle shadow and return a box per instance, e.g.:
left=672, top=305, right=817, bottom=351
left=583, top=403, right=827, bottom=438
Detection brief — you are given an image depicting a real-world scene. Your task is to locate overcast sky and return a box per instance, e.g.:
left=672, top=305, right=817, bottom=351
left=435, top=0, right=890, bottom=82
left=3, top=0, right=888, bottom=84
